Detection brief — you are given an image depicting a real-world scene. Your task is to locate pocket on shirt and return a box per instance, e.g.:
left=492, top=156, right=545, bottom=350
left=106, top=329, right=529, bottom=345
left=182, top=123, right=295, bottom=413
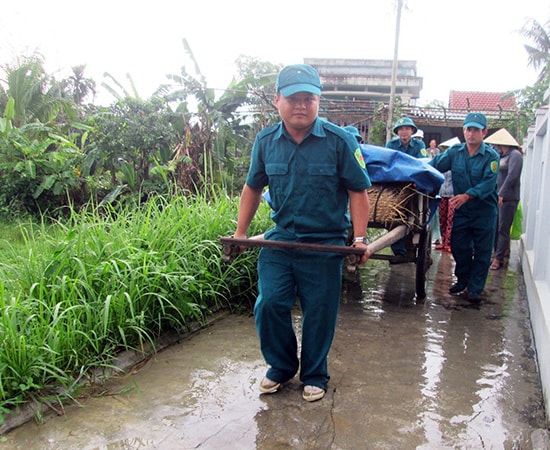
left=266, top=163, right=288, bottom=176
left=266, top=163, right=289, bottom=208
left=307, top=164, right=336, bottom=177
left=307, top=164, right=338, bottom=201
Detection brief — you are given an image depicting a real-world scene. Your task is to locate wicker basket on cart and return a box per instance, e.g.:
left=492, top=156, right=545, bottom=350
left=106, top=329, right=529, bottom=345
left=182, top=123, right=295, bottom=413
left=367, top=182, right=423, bottom=230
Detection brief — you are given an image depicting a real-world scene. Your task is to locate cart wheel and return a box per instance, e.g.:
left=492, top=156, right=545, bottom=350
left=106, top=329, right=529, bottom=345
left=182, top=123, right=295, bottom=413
left=415, top=224, right=432, bottom=299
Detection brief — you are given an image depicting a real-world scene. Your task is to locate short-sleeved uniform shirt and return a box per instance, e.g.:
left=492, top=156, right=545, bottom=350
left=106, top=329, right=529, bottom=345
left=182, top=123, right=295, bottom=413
left=429, top=142, right=500, bottom=217
left=246, top=117, right=371, bottom=241
left=386, top=137, right=428, bottom=158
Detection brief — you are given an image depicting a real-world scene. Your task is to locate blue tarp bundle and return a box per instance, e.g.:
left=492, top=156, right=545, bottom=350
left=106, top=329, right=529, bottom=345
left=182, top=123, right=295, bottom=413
left=262, top=144, right=444, bottom=208
left=360, top=144, right=444, bottom=194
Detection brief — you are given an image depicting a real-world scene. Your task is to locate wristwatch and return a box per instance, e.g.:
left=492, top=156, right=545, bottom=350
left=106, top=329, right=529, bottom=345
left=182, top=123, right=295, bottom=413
left=353, top=236, right=367, bottom=244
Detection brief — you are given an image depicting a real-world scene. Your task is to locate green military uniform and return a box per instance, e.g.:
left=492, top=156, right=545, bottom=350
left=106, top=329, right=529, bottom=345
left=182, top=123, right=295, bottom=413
left=429, top=141, right=499, bottom=296
left=246, top=117, right=371, bottom=390
left=386, top=136, right=428, bottom=158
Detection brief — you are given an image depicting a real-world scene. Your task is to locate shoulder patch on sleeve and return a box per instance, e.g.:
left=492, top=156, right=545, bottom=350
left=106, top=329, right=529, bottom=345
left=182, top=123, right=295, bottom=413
left=354, top=148, right=366, bottom=169
left=490, top=160, right=498, bottom=173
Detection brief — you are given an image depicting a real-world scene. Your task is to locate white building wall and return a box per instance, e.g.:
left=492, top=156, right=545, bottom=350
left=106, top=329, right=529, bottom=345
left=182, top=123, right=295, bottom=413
left=521, top=90, right=550, bottom=419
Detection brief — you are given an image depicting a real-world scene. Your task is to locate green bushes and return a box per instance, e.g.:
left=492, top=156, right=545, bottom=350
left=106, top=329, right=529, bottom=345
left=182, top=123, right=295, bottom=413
left=0, top=191, right=271, bottom=417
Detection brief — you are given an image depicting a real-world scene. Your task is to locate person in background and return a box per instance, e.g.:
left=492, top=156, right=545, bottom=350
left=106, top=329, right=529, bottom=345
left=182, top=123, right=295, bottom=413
left=427, top=139, right=440, bottom=158
left=233, top=64, right=371, bottom=402
left=435, top=142, right=455, bottom=253
left=344, top=125, right=364, bottom=143
left=425, top=137, right=442, bottom=247
left=412, top=129, right=426, bottom=151
left=386, top=117, right=428, bottom=158
left=386, top=117, right=428, bottom=260
left=484, top=129, right=524, bottom=270
left=429, top=113, right=499, bottom=302
left=436, top=137, right=460, bottom=252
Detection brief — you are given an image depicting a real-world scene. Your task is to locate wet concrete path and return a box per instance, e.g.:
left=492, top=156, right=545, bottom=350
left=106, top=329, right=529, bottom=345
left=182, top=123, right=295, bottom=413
left=1, top=242, right=549, bottom=449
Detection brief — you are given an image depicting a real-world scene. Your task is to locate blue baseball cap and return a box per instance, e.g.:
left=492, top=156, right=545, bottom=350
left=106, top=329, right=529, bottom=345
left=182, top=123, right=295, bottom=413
left=276, top=64, right=322, bottom=97
left=463, top=112, right=487, bottom=129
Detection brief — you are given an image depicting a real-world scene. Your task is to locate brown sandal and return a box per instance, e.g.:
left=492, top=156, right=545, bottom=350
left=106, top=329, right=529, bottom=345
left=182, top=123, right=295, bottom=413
left=490, top=260, right=502, bottom=270
left=259, top=377, right=281, bottom=394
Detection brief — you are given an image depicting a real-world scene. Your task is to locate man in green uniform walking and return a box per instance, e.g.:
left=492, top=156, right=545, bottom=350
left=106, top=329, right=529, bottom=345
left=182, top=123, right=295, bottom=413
left=429, top=112, right=500, bottom=302
left=233, top=64, right=371, bottom=401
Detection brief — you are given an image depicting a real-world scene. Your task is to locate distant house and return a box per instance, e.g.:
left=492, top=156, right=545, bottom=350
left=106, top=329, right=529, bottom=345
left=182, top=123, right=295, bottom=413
left=448, top=91, right=516, bottom=111
left=409, top=91, right=519, bottom=146
left=304, top=57, right=520, bottom=145
left=408, top=90, right=520, bottom=146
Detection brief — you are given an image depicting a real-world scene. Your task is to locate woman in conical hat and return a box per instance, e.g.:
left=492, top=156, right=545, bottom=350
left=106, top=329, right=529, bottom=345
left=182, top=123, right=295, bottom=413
left=485, top=129, right=523, bottom=270
left=485, top=128, right=521, bottom=149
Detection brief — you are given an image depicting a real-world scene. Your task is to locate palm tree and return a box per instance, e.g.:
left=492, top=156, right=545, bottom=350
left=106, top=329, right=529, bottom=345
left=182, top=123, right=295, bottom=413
left=3, top=55, right=51, bottom=127
left=59, top=65, right=96, bottom=105
left=521, top=18, right=550, bottom=84
left=2, top=54, right=76, bottom=128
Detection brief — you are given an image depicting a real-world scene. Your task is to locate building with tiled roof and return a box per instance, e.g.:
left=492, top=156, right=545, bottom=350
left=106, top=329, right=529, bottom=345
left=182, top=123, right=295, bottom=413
left=301, top=57, right=521, bottom=145
left=448, top=91, right=517, bottom=111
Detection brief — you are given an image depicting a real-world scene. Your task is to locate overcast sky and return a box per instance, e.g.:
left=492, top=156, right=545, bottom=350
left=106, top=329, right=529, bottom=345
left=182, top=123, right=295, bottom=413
left=1, top=0, right=548, bottom=106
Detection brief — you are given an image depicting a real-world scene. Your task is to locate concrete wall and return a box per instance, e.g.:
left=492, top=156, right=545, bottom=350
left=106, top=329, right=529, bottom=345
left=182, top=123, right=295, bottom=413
left=520, top=90, right=550, bottom=418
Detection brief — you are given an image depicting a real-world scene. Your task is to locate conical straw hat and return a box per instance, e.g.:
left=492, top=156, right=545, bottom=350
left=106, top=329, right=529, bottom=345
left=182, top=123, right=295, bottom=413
left=484, top=128, right=520, bottom=147
left=439, top=137, right=460, bottom=149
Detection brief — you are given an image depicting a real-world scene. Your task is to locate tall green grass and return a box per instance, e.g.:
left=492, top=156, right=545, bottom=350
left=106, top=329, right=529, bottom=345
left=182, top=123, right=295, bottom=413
left=0, top=190, right=271, bottom=419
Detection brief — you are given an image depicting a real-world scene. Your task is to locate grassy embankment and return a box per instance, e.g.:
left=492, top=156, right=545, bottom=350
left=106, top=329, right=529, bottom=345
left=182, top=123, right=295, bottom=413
left=0, top=191, right=271, bottom=423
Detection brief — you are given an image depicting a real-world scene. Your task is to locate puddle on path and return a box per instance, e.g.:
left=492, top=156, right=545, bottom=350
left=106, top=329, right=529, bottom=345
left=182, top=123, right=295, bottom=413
left=1, top=243, right=547, bottom=449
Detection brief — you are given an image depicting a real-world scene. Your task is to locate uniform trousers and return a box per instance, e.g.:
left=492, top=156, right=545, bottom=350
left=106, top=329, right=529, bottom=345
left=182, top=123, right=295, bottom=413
left=451, top=213, right=497, bottom=295
left=255, top=246, right=343, bottom=391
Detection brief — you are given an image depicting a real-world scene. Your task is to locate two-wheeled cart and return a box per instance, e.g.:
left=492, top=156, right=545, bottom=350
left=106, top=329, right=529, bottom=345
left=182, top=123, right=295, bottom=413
left=220, top=181, right=435, bottom=299
left=358, top=182, right=435, bottom=299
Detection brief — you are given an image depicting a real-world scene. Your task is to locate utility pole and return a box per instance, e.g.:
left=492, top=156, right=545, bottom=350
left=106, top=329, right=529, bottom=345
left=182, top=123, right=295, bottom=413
left=386, top=0, right=403, bottom=143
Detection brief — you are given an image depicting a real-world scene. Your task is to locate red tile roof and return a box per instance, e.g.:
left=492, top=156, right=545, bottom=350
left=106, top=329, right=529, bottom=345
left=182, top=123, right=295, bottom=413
left=449, top=91, right=517, bottom=111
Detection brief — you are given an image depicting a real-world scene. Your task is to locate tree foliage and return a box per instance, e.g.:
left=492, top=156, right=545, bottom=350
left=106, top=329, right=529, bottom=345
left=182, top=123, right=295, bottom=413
left=1, top=55, right=78, bottom=129
left=57, top=64, right=97, bottom=106
left=8, top=26, right=549, bottom=219
left=510, top=17, right=550, bottom=138
left=155, top=41, right=281, bottom=194
left=521, top=18, right=550, bottom=84
left=0, top=56, right=94, bottom=218
left=86, top=97, right=179, bottom=198
left=0, top=108, right=88, bottom=218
